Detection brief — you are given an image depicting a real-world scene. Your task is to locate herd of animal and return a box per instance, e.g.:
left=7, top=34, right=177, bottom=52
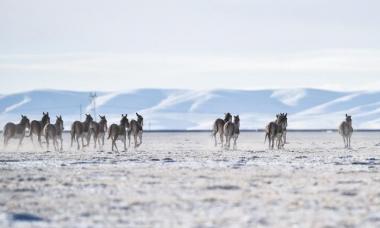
left=212, top=112, right=353, bottom=150
left=2, top=111, right=354, bottom=151
left=2, top=112, right=144, bottom=152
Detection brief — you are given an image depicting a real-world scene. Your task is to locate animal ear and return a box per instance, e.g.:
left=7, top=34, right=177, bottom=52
left=285, top=113, right=287, bottom=117
left=47, top=112, right=49, bottom=115
left=346, top=114, right=348, bottom=117
left=121, top=114, right=124, bottom=117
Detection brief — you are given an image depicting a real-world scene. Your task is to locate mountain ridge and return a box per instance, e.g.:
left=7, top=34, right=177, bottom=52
left=0, top=88, right=379, bottom=130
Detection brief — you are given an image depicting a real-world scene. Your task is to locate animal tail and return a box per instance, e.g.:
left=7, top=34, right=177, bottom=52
left=70, top=124, right=76, bottom=143
left=211, top=122, right=218, bottom=137
left=264, top=132, right=269, bottom=144
left=3, top=126, right=7, bottom=138
left=107, top=128, right=112, bottom=140
left=27, top=125, right=33, bottom=137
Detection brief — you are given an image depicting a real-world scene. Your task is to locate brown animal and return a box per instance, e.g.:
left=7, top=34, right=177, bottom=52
left=223, top=115, right=240, bottom=150
left=265, top=113, right=287, bottom=149
left=3, top=115, right=30, bottom=149
left=108, top=114, right=129, bottom=152
left=89, top=115, right=108, bottom=149
left=339, top=114, right=353, bottom=148
left=29, top=112, right=50, bottom=147
left=128, top=113, right=143, bottom=148
left=212, top=113, right=232, bottom=147
left=70, top=114, right=93, bottom=150
left=43, top=116, right=64, bottom=151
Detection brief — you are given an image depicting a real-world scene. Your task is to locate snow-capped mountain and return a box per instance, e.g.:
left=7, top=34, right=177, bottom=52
left=0, top=88, right=379, bottom=130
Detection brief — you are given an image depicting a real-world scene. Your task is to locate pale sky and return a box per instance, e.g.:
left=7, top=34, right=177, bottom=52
left=1, top=0, right=380, bottom=94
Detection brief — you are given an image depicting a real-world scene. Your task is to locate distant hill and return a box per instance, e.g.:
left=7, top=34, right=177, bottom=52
left=0, top=88, right=379, bottom=130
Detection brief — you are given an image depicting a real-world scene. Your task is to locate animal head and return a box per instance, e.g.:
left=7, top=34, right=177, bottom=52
left=281, top=113, right=288, bottom=126
left=224, top=113, right=232, bottom=122
left=136, top=113, right=144, bottom=126
left=345, top=114, right=352, bottom=123
left=276, top=113, right=288, bottom=128
left=99, top=115, right=107, bottom=124
left=121, top=114, right=129, bottom=127
left=85, top=114, right=93, bottom=122
left=234, top=115, right=240, bottom=124
left=56, top=115, right=64, bottom=131
left=42, top=112, right=50, bottom=125
left=21, top=115, right=31, bottom=129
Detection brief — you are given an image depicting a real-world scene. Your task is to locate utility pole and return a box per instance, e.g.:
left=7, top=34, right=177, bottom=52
left=89, top=92, right=97, bottom=121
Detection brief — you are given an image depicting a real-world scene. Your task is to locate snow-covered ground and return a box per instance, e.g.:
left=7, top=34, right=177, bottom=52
left=1, top=132, right=380, bottom=227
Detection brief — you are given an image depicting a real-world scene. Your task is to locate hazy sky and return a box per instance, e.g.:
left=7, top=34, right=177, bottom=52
left=1, top=0, right=380, bottom=94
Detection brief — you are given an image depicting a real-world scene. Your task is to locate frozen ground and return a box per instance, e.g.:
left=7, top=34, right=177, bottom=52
left=1, top=132, right=380, bottom=227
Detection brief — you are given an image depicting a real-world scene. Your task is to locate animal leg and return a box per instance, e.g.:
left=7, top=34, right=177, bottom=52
left=134, top=135, right=138, bottom=148
left=271, top=138, right=275, bottom=150
left=81, top=136, right=85, bottom=149
left=348, top=136, right=351, bottom=149
left=219, top=132, right=224, bottom=148
left=113, top=139, right=119, bottom=152
left=128, top=131, right=131, bottom=147
left=55, top=138, right=59, bottom=151
left=138, top=132, right=143, bottom=146
left=38, top=133, right=42, bottom=147
left=60, top=136, right=63, bottom=151
left=76, top=136, right=81, bottom=150
left=46, top=136, right=50, bottom=151
left=70, top=133, right=74, bottom=148
left=17, top=135, right=25, bottom=150
left=212, top=130, right=218, bottom=147
left=342, top=136, right=347, bottom=148
left=3, top=136, right=9, bottom=149
left=233, top=136, right=238, bottom=150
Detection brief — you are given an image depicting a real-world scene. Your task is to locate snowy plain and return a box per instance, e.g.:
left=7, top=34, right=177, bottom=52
left=1, top=132, right=380, bottom=227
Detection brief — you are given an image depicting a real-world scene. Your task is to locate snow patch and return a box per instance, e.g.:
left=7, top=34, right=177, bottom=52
left=189, top=92, right=215, bottom=112
left=141, top=91, right=211, bottom=114
left=3, top=96, right=31, bottom=113
left=294, top=93, right=362, bottom=116
left=271, top=89, right=306, bottom=106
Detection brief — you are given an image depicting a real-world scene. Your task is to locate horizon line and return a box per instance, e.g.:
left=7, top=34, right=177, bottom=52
left=1, top=87, right=374, bottom=96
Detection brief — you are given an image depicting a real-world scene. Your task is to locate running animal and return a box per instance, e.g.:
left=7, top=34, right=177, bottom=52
left=223, top=115, right=240, bottom=150
left=265, top=113, right=287, bottom=150
left=70, top=114, right=93, bottom=150
left=339, top=114, right=353, bottom=148
left=128, top=113, right=143, bottom=148
left=108, top=114, right=129, bottom=152
left=212, top=113, right=232, bottom=147
left=43, top=115, right=64, bottom=151
left=89, top=115, right=108, bottom=149
left=3, top=115, right=30, bottom=149
left=29, top=112, right=50, bottom=147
